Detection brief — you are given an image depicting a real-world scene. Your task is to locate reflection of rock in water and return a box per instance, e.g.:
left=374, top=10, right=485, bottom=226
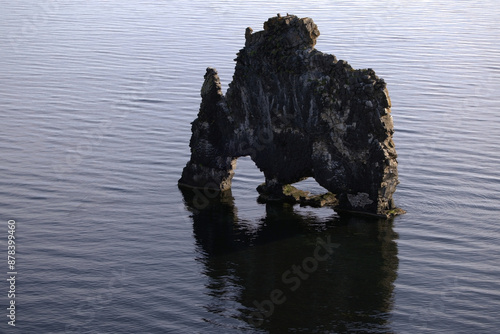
left=180, top=187, right=398, bottom=333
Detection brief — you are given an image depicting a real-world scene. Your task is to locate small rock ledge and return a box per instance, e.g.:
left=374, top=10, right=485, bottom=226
left=179, top=14, right=405, bottom=218
left=256, top=183, right=338, bottom=208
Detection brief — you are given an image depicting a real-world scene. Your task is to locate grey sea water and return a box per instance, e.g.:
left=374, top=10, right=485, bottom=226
left=1, top=0, right=499, bottom=333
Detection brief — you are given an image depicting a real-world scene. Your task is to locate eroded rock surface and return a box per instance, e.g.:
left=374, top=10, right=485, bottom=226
left=179, top=15, right=404, bottom=218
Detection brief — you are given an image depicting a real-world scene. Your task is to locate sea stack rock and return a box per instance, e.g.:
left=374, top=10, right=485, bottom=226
left=179, top=15, right=404, bottom=218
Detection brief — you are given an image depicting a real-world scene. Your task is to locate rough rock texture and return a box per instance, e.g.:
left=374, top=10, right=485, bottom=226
left=179, top=15, right=404, bottom=218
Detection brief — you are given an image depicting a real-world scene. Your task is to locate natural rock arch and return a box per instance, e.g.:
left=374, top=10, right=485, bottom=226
left=179, top=15, right=404, bottom=218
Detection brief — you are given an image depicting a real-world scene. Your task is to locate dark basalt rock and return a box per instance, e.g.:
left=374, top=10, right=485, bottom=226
left=179, top=14, right=405, bottom=218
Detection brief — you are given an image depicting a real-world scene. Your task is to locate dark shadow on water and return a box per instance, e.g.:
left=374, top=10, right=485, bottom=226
left=180, top=187, right=399, bottom=333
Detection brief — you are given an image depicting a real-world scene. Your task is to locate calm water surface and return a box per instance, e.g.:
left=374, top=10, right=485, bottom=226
left=1, top=0, right=499, bottom=333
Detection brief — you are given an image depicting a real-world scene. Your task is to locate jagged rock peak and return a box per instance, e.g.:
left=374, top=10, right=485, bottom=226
left=245, top=14, right=320, bottom=49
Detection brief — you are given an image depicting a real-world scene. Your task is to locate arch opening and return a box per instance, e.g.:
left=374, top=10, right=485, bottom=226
left=230, top=156, right=338, bottom=210
left=230, top=156, right=265, bottom=198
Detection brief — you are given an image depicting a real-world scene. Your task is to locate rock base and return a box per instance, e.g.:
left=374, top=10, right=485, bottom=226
left=257, top=183, right=338, bottom=208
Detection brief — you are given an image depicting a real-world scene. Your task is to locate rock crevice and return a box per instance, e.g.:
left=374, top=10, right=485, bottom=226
left=179, top=15, right=404, bottom=218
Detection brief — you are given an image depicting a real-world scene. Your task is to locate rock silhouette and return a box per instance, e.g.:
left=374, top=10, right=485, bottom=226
left=179, top=14, right=404, bottom=218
